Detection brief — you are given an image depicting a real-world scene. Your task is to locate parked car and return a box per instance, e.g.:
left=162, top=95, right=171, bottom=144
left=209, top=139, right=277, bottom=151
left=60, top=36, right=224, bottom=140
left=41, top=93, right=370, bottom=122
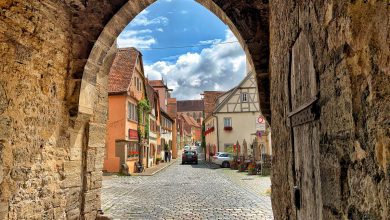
left=182, top=150, right=198, bottom=164
left=212, top=152, right=233, bottom=168
left=211, top=152, right=222, bottom=163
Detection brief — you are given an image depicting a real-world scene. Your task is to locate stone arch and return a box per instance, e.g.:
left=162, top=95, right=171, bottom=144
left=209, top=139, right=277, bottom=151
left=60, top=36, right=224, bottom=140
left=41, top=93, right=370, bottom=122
left=75, top=1, right=270, bottom=217
left=77, top=0, right=269, bottom=122
left=1, top=0, right=387, bottom=219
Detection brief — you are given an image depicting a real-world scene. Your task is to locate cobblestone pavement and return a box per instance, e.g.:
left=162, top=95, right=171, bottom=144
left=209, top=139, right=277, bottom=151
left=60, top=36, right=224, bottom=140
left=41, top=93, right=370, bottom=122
left=102, top=160, right=273, bottom=220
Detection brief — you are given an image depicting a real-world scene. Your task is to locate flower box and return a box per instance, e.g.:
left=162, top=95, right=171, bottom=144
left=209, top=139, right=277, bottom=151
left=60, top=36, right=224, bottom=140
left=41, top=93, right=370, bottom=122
left=224, top=126, right=233, bottom=131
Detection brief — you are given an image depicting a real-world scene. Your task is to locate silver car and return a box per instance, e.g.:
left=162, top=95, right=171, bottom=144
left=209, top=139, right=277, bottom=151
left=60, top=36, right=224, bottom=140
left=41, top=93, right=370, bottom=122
left=212, top=152, right=233, bottom=168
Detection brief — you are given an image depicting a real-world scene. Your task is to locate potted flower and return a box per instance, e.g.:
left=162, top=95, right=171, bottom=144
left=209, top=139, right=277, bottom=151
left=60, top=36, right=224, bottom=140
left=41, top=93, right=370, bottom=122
left=247, top=163, right=257, bottom=175
left=230, top=160, right=238, bottom=170
left=156, top=157, right=162, bottom=165
left=238, top=162, right=247, bottom=172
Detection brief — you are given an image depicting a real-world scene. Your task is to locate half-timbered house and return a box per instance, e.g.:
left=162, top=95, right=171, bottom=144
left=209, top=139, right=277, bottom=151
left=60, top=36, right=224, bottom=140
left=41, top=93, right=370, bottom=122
left=204, top=72, right=272, bottom=158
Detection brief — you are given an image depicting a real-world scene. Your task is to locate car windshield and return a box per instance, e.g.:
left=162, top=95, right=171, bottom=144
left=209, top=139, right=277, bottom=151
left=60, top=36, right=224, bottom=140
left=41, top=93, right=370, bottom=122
left=185, top=151, right=196, bottom=156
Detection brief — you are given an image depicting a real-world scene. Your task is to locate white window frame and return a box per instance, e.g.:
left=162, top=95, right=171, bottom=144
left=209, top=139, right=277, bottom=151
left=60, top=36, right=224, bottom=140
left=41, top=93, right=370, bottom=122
left=128, top=102, right=138, bottom=122
left=223, top=117, right=232, bottom=127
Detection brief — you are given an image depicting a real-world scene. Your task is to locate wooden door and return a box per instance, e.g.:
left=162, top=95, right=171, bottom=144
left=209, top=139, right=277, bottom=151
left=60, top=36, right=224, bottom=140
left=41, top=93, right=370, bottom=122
left=289, top=33, right=322, bottom=219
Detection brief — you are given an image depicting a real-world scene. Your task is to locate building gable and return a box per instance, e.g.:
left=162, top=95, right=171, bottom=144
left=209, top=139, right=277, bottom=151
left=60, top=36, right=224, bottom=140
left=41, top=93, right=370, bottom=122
left=214, top=73, right=260, bottom=113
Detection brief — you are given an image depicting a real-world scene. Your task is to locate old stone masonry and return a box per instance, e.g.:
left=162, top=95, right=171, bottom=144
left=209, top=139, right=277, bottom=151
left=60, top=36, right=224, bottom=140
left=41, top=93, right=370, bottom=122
left=0, top=0, right=388, bottom=219
left=101, top=160, right=273, bottom=220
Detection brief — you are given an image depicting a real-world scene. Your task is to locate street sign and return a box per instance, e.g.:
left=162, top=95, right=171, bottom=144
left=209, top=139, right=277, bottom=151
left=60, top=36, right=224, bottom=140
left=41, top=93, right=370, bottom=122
left=257, top=116, right=265, bottom=124
left=256, top=115, right=266, bottom=131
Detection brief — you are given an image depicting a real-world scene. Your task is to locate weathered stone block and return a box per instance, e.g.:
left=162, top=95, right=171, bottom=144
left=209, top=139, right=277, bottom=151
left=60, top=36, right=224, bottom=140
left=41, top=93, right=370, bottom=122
left=85, top=149, right=95, bottom=172
left=64, top=161, right=82, bottom=175
left=66, top=208, right=81, bottom=220
left=88, top=123, right=106, bottom=148
left=83, top=189, right=99, bottom=202
left=78, top=81, right=96, bottom=115
left=83, top=211, right=98, bottom=220
left=61, top=173, right=82, bottom=188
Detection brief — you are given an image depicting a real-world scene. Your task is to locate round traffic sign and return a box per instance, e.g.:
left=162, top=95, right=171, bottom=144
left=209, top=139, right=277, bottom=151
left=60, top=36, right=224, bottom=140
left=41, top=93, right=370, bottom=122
left=257, top=116, right=265, bottom=124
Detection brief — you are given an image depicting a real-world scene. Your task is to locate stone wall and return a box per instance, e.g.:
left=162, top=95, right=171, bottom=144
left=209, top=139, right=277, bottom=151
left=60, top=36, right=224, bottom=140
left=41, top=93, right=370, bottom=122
left=0, top=1, right=73, bottom=218
left=0, top=0, right=388, bottom=219
left=270, top=0, right=389, bottom=219
left=0, top=0, right=125, bottom=219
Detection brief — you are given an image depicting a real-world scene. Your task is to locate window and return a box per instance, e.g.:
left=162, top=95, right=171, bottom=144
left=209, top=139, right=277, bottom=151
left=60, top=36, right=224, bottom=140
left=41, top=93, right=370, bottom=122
left=223, top=117, right=232, bottom=127
left=128, top=102, right=138, bottom=121
left=127, top=143, right=138, bottom=158
left=241, top=93, right=249, bottom=102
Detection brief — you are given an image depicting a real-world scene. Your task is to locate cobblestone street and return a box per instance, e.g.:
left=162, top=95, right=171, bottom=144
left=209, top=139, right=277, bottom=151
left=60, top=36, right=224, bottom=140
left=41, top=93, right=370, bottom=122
left=101, top=159, right=273, bottom=219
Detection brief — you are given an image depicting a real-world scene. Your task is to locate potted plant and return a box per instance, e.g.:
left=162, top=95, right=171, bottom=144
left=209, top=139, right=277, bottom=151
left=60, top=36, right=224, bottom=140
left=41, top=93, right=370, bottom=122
left=238, top=162, right=247, bottom=172
left=230, top=160, right=238, bottom=170
left=247, top=163, right=257, bottom=175
left=156, top=157, right=161, bottom=165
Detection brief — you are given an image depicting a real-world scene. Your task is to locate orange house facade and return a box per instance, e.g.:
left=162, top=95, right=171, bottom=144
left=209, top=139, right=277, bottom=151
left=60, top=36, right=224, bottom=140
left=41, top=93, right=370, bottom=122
left=104, top=48, right=148, bottom=174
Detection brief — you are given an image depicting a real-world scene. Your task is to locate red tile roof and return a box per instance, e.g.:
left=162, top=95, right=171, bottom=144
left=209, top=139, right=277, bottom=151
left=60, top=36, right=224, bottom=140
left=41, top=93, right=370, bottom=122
left=108, top=48, right=140, bottom=93
left=179, top=113, right=200, bottom=128
left=177, top=100, right=204, bottom=112
left=145, top=82, right=158, bottom=109
left=149, top=80, right=167, bottom=88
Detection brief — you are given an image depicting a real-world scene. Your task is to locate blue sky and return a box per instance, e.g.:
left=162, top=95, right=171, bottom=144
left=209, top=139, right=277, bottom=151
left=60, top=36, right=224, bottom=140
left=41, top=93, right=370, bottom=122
left=117, top=0, right=247, bottom=100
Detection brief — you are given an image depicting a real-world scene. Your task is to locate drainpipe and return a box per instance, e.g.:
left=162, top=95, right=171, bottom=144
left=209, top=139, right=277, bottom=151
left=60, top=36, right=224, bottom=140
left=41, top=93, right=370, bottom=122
left=213, top=113, right=220, bottom=153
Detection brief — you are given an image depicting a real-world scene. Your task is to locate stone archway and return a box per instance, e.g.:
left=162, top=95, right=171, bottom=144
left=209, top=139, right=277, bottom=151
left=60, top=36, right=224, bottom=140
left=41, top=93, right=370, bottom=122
left=0, top=0, right=388, bottom=219
left=74, top=0, right=270, bottom=218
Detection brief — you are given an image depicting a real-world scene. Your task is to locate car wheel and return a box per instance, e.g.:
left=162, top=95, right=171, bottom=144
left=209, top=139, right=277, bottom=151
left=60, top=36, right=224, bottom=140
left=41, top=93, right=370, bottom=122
left=222, top=161, right=229, bottom=168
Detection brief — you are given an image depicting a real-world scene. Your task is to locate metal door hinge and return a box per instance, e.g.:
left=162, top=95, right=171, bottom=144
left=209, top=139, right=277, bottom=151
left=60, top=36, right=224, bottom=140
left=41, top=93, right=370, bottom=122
left=288, top=95, right=320, bottom=127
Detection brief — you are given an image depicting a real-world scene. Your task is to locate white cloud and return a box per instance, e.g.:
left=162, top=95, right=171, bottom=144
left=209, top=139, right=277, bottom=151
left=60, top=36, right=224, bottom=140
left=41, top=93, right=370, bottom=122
left=180, top=10, right=188, bottom=14
left=145, top=30, right=247, bottom=100
left=156, top=28, right=164, bottom=32
left=117, top=29, right=157, bottom=48
left=130, top=10, right=169, bottom=27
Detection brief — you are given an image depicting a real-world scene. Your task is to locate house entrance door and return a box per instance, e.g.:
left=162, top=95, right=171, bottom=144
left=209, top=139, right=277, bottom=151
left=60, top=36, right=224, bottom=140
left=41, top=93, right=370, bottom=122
left=289, top=33, right=322, bottom=220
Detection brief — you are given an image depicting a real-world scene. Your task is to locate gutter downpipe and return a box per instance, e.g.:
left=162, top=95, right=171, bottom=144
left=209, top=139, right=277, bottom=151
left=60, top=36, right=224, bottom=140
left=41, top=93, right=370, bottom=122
left=213, top=113, right=220, bottom=153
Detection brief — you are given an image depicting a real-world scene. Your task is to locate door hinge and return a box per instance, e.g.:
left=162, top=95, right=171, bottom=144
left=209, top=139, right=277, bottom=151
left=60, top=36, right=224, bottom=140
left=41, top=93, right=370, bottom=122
left=288, top=95, right=320, bottom=127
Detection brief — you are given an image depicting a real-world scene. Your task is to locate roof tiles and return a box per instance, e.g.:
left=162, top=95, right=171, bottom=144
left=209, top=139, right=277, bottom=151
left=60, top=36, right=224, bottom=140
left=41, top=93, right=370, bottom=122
left=108, top=48, right=140, bottom=93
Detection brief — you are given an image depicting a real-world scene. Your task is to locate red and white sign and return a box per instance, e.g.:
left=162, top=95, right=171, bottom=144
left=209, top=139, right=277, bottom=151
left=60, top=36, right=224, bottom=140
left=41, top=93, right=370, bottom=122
left=257, top=116, right=265, bottom=124
left=256, top=115, right=266, bottom=131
